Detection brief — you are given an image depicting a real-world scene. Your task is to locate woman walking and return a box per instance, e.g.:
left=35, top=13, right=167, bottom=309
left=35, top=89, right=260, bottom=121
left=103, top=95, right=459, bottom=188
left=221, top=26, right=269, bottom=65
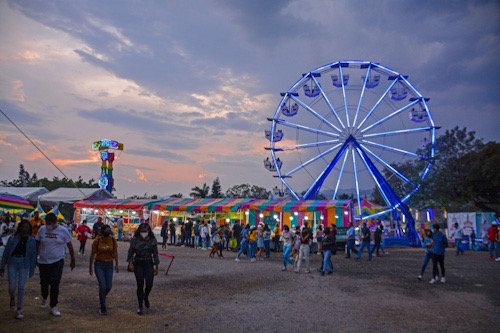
left=256, top=224, right=264, bottom=260
left=0, top=220, right=37, bottom=319
left=320, top=227, right=335, bottom=276
left=263, top=224, right=271, bottom=258
left=76, top=220, right=92, bottom=255
left=127, top=224, right=159, bottom=315
left=430, top=224, right=447, bottom=284
left=315, top=224, right=324, bottom=255
left=89, top=224, right=119, bottom=315
left=281, top=225, right=294, bottom=271
left=418, top=229, right=433, bottom=281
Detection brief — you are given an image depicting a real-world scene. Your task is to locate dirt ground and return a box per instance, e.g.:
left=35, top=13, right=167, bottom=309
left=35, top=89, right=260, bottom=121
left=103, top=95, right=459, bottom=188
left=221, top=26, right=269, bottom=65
left=0, top=239, right=499, bottom=333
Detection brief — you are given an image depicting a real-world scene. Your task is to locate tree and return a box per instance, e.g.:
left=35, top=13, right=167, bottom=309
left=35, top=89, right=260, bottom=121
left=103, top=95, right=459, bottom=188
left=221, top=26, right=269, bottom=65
left=250, top=185, right=270, bottom=199
left=169, top=193, right=183, bottom=198
left=226, top=184, right=252, bottom=198
left=1, top=165, right=98, bottom=190
left=210, top=177, right=223, bottom=198
left=190, top=183, right=210, bottom=198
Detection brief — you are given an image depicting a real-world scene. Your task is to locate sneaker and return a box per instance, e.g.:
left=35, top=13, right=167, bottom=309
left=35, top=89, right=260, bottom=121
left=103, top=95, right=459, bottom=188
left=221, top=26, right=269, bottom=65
left=440, top=277, right=446, bottom=283
left=496, top=257, right=500, bottom=262
left=137, top=307, right=144, bottom=315
left=305, top=270, right=311, bottom=274
left=99, top=308, right=107, bottom=316
left=281, top=267, right=287, bottom=271
left=250, top=258, right=256, bottom=262
left=51, top=307, right=61, bottom=316
left=429, top=278, right=437, bottom=284
left=40, top=299, right=48, bottom=308
left=234, top=258, right=240, bottom=262
left=15, top=310, right=24, bottom=319
left=417, top=275, right=422, bottom=281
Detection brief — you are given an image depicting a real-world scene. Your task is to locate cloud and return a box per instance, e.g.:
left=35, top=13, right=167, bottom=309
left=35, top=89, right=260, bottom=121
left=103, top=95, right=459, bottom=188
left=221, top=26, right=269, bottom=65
left=135, top=168, right=148, bottom=182
left=126, top=148, right=191, bottom=163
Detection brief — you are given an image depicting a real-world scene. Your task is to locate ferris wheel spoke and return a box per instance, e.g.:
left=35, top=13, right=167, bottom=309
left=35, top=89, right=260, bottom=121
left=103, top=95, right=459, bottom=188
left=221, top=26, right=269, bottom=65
left=333, top=148, right=350, bottom=199
left=362, top=139, right=424, bottom=159
left=352, top=65, right=371, bottom=128
left=269, top=118, right=339, bottom=138
left=290, top=96, right=342, bottom=133
left=356, top=79, right=399, bottom=130
left=362, top=126, right=434, bottom=139
left=359, top=143, right=413, bottom=184
left=339, top=66, right=350, bottom=127
left=269, top=139, right=339, bottom=152
left=303, top=140, right=350, bottom=199
left=351, top=150, right=362, bottom=216
left=311, top=76, right=346, bottom=130
left=284, top=143, right=343, bottom=177
left=360, top=99, right=420, bottom=134
left=353, top=147, right=392, bottom=207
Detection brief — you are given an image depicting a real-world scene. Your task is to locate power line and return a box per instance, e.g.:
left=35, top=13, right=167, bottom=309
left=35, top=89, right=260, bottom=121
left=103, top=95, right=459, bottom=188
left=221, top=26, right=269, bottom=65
left=0, top=107, right=93, bottom=200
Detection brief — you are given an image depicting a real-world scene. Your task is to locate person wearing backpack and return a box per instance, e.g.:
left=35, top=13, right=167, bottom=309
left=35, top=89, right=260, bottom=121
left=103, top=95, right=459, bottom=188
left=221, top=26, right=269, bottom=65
left=89, top=224, right=119, bottom=315
left=356, top=223, right=372, bottom=261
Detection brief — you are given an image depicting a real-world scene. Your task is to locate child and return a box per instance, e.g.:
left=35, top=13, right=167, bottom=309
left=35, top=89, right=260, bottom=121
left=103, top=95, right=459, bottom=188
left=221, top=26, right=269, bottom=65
left=418, top=230, right=433, bottom=281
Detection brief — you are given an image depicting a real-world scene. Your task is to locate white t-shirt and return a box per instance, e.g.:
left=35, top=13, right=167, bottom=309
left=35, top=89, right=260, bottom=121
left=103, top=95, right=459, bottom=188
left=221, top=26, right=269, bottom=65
left=36, top=225, right=72, bottom=264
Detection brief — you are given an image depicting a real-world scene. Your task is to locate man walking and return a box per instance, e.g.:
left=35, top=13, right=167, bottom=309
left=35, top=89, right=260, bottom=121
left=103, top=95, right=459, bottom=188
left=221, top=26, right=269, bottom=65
left=345, top=222, right=358, bottom=259
left=36, top=213, right=75, bottom=316
left=356, top=223, right=372, bottom=261
left=452, top=222, right=464, bottom=256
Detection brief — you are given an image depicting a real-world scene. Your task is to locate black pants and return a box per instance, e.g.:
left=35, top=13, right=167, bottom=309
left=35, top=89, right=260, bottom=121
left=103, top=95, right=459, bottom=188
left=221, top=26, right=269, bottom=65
left=371, top=242, right=381, bottom=256
left=39, top=259, right=64, bottom=308
left=273, top=236, right=281, bottom=252
left=169, top=233, right=176, bottom=245
left=432, top=254, right=445, bottom=278
left=79, top=240, right=87, bottom=254
left=134, top=261, right=154, bottom=308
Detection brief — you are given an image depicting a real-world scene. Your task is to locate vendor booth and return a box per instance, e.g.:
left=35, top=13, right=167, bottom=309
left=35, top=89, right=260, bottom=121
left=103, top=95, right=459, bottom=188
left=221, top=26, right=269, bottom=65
left=0, top=193, right=34, bottom=213
left=73, top=198, right=163, bottom=239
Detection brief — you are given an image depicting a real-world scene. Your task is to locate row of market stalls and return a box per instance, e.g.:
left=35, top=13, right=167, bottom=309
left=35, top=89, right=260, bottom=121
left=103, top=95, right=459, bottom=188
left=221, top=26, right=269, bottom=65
left=72, top=197, right=353, bottom=236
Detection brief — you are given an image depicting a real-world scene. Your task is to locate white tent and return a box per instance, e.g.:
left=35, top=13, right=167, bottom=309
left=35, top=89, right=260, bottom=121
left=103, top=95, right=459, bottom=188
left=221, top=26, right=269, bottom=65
left=38, top=187, right=113, bottom=204
left=0, top=186, right=49, bottom=202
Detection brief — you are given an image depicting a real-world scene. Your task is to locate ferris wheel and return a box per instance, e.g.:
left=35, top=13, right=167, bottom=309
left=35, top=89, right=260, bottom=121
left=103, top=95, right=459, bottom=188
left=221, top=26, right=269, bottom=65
left=264, top=60, right=438, bottom=234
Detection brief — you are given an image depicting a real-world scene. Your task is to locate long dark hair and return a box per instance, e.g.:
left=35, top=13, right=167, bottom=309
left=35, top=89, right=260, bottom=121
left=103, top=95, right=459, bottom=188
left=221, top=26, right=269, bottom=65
left=134, top=223, right=154, bottom=239
left=15, top=220, right=32, bottom=237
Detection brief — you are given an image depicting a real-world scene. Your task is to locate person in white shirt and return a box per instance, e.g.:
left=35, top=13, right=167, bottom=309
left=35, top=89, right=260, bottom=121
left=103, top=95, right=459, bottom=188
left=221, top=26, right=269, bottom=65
left=36, top=213, right=75, bottom=317
left=453, top=222, right=464, bottom=256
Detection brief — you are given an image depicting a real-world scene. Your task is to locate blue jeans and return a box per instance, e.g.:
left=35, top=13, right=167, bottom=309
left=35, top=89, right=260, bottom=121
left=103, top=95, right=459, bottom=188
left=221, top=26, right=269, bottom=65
left=488, top=242, right=496, bottom=257
left=420, top=252, right=432, bottom=276
left=496, top=242, right=500, bottom=258
left=282, top=244, right=294, bottom=268
left=264, top=240, right=270, bottom=257
left=357, top=241, right=372, bottom=260
left=249, top=240, right=257, bottom=258
left=94, top=261, right=114, bottom=309
left=194, top=235, right=200, bottom=248
left=346, top=239, right=358, bottom=258
left=455, top=239, right=464, bottom=255
left=118, top=229, right=123, bottom=241
left=8, top=257, right=30, bottom=309
left=237, top=240, right=247, bottom=258
left=321, top=250, right=333, bottom=273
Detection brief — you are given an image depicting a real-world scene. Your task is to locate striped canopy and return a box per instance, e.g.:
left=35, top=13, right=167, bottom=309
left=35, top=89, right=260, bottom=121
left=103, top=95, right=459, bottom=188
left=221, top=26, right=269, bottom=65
left=0, top=193, right=33, bottom=210
left=153, top=198, right=254, bottom=213
left=238, top=199, right=351, bottom=212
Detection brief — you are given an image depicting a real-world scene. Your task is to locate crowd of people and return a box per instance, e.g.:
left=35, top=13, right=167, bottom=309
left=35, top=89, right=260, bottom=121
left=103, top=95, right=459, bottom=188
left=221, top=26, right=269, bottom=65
left=1, top=210, right=499, bottom=320
left=0, top=212, right=160, bottom=319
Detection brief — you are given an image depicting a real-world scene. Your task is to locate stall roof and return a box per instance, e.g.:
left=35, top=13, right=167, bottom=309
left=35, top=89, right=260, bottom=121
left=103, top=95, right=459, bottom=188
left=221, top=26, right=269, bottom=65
left=153, top=198, right=350, bottom=213
left=38, top=188, right=113, bottom=204
left=354, top=199, right=386, bottom=217
left=74, top=198, right=163, bottom=210
left=0, top=193, right=34, bottom=210
left=238, top=199, right=351, bottom=212
left=0, top=187, right=49, bottom=202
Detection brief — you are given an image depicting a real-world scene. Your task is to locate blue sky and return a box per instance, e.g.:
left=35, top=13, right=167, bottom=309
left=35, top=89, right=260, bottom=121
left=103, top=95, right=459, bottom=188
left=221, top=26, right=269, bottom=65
left=0, top=0, right=498, bottom=198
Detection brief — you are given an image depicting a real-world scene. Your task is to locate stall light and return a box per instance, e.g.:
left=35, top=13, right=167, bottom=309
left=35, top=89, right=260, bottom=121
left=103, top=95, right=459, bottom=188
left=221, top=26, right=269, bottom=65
left=173, top=217, right=178, bottom=222
left=245, top=211, right=249, bottom=215
left=304, top=216, right=309, bottom=220
left=153, top=210, right=159, bottom=214
left=294, top=212, right=298, bottom=216
left=119, top=210, right=124, bottom=214
left=225, top=218, right=230, bottom=223
left=94, top=209, right=99, bottom=214
left=320, top=215, right=324, bottom=220
left=289, top=216, right=294, bottom=221
left=259, top=213, right=264, bottom=218
left=273, top=214, right=278, bottom=219
left=344, top=211, right=349, bottom=215
left=355, top=227, right=360, bottom=231
left=132, top=211, right=137, bottom=215
left=426, top=211, right=430, bottom=222
left=335, top=215, right=339, bottom=219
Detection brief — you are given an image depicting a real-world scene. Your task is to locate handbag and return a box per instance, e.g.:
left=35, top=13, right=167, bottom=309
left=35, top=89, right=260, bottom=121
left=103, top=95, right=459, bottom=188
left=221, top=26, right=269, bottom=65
left=127, top=262, right=134, bottom=272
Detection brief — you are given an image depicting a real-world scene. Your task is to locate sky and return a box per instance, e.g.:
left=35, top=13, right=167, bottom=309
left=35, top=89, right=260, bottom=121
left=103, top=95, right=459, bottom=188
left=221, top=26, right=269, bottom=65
left=0, top=0, right=499, bottom=198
